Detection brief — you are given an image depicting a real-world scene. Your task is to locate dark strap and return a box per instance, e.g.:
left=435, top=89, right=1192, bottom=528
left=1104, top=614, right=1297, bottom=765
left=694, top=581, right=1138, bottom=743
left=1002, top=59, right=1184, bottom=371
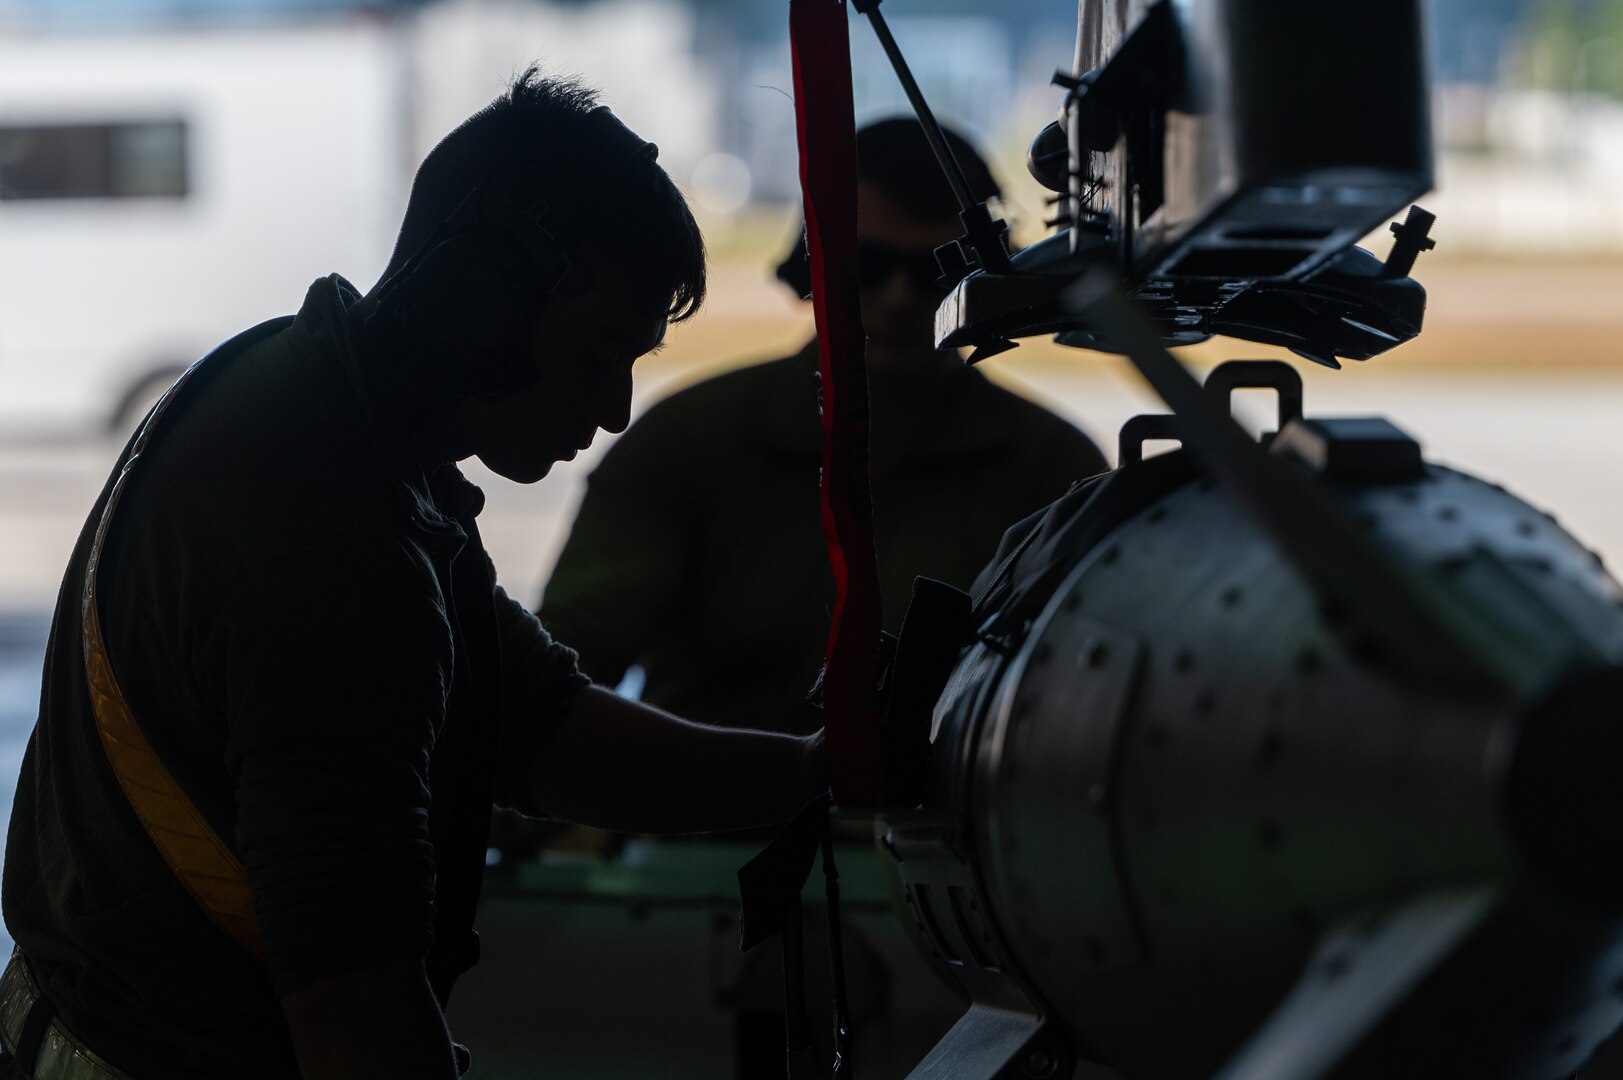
left=791, top=0, right=886, bottom=809
left=735, top=798, right=852, bottom=1080
left=818, top=831, right=853, bottom=1078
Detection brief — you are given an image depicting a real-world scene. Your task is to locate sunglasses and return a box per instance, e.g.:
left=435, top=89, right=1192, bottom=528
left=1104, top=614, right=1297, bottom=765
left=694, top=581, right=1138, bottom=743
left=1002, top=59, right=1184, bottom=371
left=858, top=243, right=956, bottom=294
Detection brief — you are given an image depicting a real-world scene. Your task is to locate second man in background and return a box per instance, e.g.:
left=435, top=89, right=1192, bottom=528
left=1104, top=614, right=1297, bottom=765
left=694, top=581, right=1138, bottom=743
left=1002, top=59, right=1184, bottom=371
left=540, top=117, right=1108, bottom=733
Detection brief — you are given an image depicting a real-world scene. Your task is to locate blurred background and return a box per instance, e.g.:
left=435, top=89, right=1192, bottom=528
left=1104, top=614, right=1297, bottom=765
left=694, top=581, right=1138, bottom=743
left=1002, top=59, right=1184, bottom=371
left=0, top=0, right=1621, bottom=1075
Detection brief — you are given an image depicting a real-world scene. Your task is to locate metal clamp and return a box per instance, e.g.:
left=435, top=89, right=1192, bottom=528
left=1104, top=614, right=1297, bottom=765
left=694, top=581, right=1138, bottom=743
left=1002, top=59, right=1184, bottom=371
left=1119, top=359, right=1305, bottom=464
left=1118, top=414, right=1182, bottom=466
left=1202, top=359, right=1304, bottom=434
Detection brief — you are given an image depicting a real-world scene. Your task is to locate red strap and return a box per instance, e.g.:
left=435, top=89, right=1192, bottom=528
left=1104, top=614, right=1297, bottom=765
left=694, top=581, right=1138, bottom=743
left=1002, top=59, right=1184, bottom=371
left=790, top=0, right=886, bottom=807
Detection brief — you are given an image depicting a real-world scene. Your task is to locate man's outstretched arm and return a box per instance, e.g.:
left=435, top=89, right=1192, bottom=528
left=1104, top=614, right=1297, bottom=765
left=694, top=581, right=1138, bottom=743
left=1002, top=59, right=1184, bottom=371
left=529, top=685, right=826, bottom=834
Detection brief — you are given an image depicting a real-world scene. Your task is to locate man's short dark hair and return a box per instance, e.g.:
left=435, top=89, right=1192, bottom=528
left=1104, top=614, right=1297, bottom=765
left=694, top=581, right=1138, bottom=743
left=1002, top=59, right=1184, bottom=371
left=387, top=66, right=706, bottom=325
left=773, top=117, right=1001, bottom=298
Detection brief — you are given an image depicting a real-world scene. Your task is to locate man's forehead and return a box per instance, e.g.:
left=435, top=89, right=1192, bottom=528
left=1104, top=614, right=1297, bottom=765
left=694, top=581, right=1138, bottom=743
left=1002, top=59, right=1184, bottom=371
left=593, top=259, right=671, bottom=320
left=572, top=258, right=670, bottom=353
left=611, top=311, right=667, bottom=355
left=638, top=317, right=668, bottom=353
left=857, top=180, right=960, bottom=250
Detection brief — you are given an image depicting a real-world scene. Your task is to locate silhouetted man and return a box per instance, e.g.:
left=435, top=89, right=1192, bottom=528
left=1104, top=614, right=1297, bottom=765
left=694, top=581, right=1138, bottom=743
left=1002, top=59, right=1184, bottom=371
left=0, top=69, right=822, bottom=1080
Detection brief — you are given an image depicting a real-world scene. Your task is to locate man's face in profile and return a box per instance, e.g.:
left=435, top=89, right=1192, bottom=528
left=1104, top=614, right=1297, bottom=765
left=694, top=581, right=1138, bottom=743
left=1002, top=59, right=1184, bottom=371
left=856, top=180, right=963, bottom=364
left=463, top=263, right=666, bottom=484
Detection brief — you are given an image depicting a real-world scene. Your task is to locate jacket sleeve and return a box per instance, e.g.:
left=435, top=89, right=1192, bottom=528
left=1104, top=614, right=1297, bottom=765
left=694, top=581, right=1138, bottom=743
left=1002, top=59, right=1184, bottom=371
left=221, top=542, right=449, bottom=998
left=538, top=393, right=708, bottom=686
left=490, top=583, right=591, bottom=815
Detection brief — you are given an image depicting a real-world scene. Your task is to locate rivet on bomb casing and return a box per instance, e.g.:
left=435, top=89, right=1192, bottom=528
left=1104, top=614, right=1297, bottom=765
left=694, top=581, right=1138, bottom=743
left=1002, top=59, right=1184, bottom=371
left=1021, top=1047, right=1058, bottom=1078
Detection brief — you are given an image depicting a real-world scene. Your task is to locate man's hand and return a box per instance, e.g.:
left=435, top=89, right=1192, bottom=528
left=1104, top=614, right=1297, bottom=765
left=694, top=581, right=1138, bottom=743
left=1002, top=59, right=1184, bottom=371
left=281, top=957, right=459, bottom=1080
left=530, top=686, right=828, bottom=834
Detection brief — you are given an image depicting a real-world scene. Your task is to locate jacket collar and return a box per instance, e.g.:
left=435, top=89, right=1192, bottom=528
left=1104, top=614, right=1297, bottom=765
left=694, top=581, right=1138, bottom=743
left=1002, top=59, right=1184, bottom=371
left=288, top=275, right=485, bottom=535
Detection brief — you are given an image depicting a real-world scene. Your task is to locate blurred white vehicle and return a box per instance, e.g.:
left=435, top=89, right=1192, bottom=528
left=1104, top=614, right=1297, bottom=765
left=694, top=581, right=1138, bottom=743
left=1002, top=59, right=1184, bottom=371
left=0, top=0, right=718, bottom=439
left=0, top=16, right=409, bottom=437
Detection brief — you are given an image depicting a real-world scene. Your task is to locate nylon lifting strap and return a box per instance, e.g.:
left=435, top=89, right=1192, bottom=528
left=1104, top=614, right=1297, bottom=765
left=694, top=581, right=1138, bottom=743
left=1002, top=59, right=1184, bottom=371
left=791, top=0, right=886, bottom=808
left=81, top=337, right=285, bottom=960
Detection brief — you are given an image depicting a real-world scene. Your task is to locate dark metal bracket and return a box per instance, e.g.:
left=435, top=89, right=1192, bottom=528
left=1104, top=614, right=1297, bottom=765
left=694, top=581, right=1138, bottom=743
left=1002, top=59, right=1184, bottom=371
left=850, top=0, right=1013, bottom=283
left=1120, top=359, right=1303, bottom=464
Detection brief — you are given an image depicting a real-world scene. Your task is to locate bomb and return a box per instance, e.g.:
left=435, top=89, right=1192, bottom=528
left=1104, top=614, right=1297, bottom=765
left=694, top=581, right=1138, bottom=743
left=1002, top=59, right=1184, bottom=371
left=879, top=360, right=1623, bottom=1080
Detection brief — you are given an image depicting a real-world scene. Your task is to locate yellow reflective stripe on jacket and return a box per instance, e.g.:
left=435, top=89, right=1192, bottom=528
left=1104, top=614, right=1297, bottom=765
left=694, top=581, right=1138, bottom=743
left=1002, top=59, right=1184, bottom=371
left=81, top=364, right=265, bottom=959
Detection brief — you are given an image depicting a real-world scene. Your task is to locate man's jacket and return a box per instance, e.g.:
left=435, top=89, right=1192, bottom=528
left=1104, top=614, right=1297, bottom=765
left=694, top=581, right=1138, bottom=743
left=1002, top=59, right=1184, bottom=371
left=3, top=276, right=587, bottom=1078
